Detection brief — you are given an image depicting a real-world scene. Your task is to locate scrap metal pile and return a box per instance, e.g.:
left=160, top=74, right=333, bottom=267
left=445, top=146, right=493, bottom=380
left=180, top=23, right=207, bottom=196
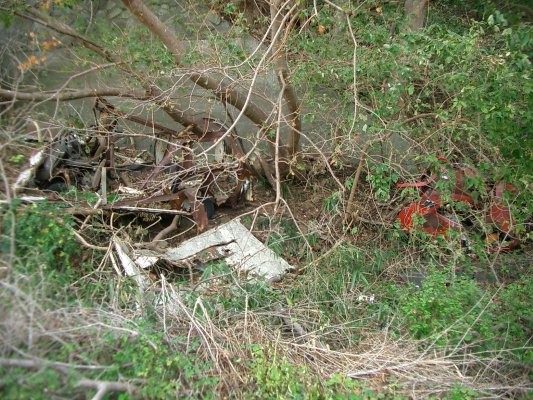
left=14, top=98, right=253, bottom=232
left=397, top=157, right=520, bottom=252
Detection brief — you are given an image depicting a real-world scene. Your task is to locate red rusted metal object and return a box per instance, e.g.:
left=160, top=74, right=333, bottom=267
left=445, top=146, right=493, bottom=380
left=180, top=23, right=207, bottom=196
left=396, top=160, right=479, bottom=207
left=398, top=195, right=461, bottom=236
left=397, top=158, right=520, bottom=252
left=485, top=182, right=520, bottom=252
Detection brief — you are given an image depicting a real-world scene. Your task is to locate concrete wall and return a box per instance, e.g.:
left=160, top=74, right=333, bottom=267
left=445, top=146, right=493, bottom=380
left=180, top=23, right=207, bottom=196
left=1, top=0, right=418, bottom=173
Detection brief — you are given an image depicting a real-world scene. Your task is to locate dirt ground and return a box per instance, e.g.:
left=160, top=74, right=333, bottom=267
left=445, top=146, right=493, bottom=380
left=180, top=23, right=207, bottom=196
left=3, top=133, right=531, bottom=287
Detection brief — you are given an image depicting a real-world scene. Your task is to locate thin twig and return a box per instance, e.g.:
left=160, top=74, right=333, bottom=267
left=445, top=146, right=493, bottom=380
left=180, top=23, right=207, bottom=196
left=77, top=379, right=135, bottom=400
left=0, top=357, right=108, bottom=372
left=70, top=228, right=108, bottom=251
left=345, top=141, right=370, bottom=219
left=152, top=215, right=180, bottom=242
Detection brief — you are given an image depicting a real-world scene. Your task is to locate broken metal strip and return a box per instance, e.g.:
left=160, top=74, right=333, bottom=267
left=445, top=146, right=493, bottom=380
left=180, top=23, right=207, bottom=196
left=104, top=206, right=189, bottom=215
left=163, top=219, right=291, bottom=282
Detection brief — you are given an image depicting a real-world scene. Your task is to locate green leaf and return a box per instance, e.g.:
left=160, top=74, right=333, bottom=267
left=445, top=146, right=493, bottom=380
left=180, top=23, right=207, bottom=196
left=0, top=12, right=13, bottom=28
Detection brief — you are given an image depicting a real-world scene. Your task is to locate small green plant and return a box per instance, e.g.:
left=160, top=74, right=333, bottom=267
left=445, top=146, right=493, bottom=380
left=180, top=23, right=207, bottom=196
left=266, top=231, right=285, bottom=256
left=495, top=276, right=533, bottom=348
left=265, top=219, right=314, bottom=261
left=323, top=190, right=342, bottom=213
left=2, top=201, right=80, bottom=271
left=249, top=344, right=305, bottom=399
left=399, top=272, right=495, bottom=346
left=445, top=384, right=478, bottom=400
left=367, top=164, right=399, bottom=202
left=223, top=2, right=239, bottom=17
left=105, top=332, right=217, bottom=399
left=0, top=201, right=93, bottom=302
left=0, top=366, right=63, bottom=400
left=247, top=343, right=369, bottom=399
left=0, top=328, right=218, bottom=400
left=7, top=154, right=24, bottom=165
left=62, top=186, right=120, bottom=205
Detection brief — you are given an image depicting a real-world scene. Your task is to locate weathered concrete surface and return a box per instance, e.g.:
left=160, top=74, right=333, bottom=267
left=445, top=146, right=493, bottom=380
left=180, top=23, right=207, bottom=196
left=0, top=0, right=419, bottom=173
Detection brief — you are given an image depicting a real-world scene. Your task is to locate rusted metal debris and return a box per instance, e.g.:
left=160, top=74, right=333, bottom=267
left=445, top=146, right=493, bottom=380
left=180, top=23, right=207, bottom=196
left=13, top=97, right=254, bottom=232
left=397, top=156, right=520, bottom=252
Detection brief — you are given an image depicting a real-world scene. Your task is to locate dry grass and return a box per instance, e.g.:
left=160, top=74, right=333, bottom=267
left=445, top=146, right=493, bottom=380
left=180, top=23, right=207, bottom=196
left=1, top=267, right=530, bottom=399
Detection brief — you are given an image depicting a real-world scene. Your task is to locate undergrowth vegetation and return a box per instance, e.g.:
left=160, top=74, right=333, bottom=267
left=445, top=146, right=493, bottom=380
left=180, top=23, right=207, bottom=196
left=1, top=0, right=532, bottom=399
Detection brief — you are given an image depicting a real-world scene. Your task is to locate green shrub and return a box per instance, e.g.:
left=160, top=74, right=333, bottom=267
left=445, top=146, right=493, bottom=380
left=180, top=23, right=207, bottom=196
left=366, top=163, right=400, bottom=203
left=247, top=344, right=370, bottom=399
left=1, top=201, right=87, bottom=301
left=2, top=201, right=80, bottom=271
left=0, top=328, right=218, bottom=400
left=444, top=384, right=478, bottom=400
left=104, top=331, right=217, bottom=399
left=494, top=275, right=533, bottom=362
left=0, top=367, right=66, bottom=400
left=399, top=272, right=495, bottom=346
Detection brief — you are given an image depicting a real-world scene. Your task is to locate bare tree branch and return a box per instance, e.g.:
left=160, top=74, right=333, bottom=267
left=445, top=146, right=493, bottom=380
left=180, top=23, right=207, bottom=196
left=17, top=9, right=112, bottom=59
left=0, top=88, right=148, bottom=102
left=17, top=8, right=208, bottom=137
left=77, top=379, right=136, bottom=400
left=14, top=2, right=293, bottom=180
left=345, top=141, right=370, bottom=219
left=121, top=0, right=274, bottom=135
left=0, top=357, right=108, bottom=372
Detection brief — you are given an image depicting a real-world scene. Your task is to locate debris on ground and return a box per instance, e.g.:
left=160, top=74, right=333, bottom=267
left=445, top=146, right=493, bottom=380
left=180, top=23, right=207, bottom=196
left=397, top=156, right=520, bottom=252
left=12, top=97, right=254, bottom=236
left=8, top=97, right=295, bottom=289
left=132, top=219, right=292, bottom=283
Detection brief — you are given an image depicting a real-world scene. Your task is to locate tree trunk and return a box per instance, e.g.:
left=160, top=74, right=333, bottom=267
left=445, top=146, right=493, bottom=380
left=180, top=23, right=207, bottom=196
left=404, top=0, right=429, bottom=31
left=270, top=0, right=301, bottom=158
left=122, top=0, right=274, bottom=138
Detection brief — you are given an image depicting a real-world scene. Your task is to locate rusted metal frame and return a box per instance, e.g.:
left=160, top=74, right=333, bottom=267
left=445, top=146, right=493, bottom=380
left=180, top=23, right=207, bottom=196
left=145, top=130, right=249, bottom=204
left=141, top=141, right=183, bottom=189
left=181, top=188, right=208, bottom=231
left=102, top=189, right=207, bottom=231
left=95, top=99, right=253, bottom=231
